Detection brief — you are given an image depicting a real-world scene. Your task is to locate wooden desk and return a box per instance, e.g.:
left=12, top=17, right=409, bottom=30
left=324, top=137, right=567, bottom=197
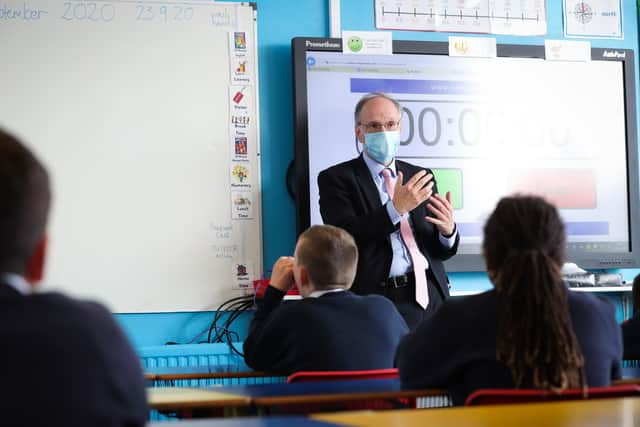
left=147, top=416, right=342, bottom=426
left=223, top=379, right=445, bottom=407
left=147, top=387, right=251, bottom=411
left=147, top=379, right=446, bottom=412
left=221, top=378, right=447, bottom=414
left=313, top=396, right=640, bottom=427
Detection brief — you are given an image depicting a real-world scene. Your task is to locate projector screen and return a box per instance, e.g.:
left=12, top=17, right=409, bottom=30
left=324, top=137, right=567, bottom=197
left=292, top=38, right=640, bottom=272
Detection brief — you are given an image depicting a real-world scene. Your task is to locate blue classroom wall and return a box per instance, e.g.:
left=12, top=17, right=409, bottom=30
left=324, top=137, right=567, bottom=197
left=116, top=0, right=640, bottom=348
left=116, top=310, right=252, bottom=349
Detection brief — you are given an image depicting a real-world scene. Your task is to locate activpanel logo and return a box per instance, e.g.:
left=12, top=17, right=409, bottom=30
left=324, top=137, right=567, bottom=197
left=602, top=50, right=625, bottom=59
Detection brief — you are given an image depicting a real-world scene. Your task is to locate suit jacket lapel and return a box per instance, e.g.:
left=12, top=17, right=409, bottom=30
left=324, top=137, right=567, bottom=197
left=396, top=160, right=410, bottom=185
left=354, top=155, right=381, bottom=212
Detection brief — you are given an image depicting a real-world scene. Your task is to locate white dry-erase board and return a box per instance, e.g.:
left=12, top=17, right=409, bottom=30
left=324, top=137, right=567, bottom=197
left=0, top=1, right=262, bottom=312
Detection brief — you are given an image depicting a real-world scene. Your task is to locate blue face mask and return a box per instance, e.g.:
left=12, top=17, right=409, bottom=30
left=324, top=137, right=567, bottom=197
left=364, top=131, right=400, bottom=165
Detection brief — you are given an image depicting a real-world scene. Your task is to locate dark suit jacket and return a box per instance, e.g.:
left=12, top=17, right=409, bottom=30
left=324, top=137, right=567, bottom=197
left=243, top=286, right=409, bottom=374
left=318, top=155, right=459, bottom=298
left=622, top=312, right=640, bottom=360
left=0, top=282, right=148, bottom=427
left=396, top=289, right=622, bottom=406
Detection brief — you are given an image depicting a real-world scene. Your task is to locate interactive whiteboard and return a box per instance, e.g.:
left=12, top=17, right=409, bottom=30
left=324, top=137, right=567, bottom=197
left=293, top=38, right=640, bottom=271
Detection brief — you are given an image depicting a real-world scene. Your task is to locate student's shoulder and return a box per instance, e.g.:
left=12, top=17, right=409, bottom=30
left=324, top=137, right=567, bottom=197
left=269, top=297, right=317, bottom=320
left=352, top=292, right=413, bottom=315
left=31, top=291, right=114, bottom=324
left=292, top=291, right=373, bottom=312
left=568, top=290, right=618, bottom=326
left=436, top=290, right=497, bottom=320
left=357, top=292, right=398, bottom=306
left=568, top=290, right=615, bottom=313
left=448, top=289, right=495, bottom=306
left=30, top=290, right=89, bottom=308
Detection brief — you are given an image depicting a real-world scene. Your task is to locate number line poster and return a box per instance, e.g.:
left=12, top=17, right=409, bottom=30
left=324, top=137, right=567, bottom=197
left=563, top=0, right=623, bottom=39
left=375, top=0, right=547, bottom=35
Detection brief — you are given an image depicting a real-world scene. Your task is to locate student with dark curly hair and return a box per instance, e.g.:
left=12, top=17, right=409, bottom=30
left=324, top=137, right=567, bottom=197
left=396, top=195, right=622, bottom=405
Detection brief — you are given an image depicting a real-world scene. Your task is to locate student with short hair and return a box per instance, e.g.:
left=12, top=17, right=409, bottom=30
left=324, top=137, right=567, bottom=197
left=243, top=224, right=409, bottom=374
left=396, top=195, right=621, bottom=405
left=621, top=274, right=640, bottom=360
left=0, top=128, right=147, bottom=426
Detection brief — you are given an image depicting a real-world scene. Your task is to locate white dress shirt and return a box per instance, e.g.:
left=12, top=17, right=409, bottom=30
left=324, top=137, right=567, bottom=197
left=1, top=273, right=32, bottom=295
left=307, top=288, right=345, bottom=298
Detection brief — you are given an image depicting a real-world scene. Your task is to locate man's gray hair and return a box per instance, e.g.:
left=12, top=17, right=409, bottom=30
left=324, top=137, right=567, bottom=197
left=353, top=92, right=402, bottom=124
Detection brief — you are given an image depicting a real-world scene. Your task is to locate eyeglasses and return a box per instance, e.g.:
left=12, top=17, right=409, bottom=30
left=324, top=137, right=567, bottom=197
left=358, top=120, right=400, bottom=132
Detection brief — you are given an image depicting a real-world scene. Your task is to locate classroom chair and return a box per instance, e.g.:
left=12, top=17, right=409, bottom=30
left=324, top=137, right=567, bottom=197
left=465, top=384, right=640, bottom=406
left=276, top=369, right=410, bottom=414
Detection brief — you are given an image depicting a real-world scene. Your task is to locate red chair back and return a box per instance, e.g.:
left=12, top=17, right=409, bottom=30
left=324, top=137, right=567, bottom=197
left=286, top=368, right=399, bottom=383
left=465, top=384, right=640, bottom=406
left=280, top=369, right=405, bottom=413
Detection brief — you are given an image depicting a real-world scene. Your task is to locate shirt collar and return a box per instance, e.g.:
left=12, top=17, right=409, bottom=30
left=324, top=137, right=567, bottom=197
left=362, top=153, right=396, bottom=180
left=1, top=273, right=32, bottom=295
left=307, top=288, right=345, bottom=298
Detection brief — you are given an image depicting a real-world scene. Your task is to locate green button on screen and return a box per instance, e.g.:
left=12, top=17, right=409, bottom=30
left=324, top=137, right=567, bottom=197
left=431, top=169, right=463, bottom=209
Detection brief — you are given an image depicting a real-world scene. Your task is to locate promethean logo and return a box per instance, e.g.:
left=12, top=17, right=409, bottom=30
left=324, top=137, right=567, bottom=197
left=306, top=40, right=340, bottom=49
left=602, top=50, right=625, bottom=59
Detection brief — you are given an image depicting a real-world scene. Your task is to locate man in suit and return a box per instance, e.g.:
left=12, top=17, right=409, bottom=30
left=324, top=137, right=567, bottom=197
left=243, top=224, right=409, bottom=374
left=0, top=128, right=148, bottom=427
left=318, top=93, right=459, bottom=329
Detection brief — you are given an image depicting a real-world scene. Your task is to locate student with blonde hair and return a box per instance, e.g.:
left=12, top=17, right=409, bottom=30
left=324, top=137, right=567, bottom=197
left=244, top=224, right=408, bottom=374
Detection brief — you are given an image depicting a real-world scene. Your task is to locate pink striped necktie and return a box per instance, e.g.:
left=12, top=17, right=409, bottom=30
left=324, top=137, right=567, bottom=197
left=381, top=168, right=429, bottom=309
